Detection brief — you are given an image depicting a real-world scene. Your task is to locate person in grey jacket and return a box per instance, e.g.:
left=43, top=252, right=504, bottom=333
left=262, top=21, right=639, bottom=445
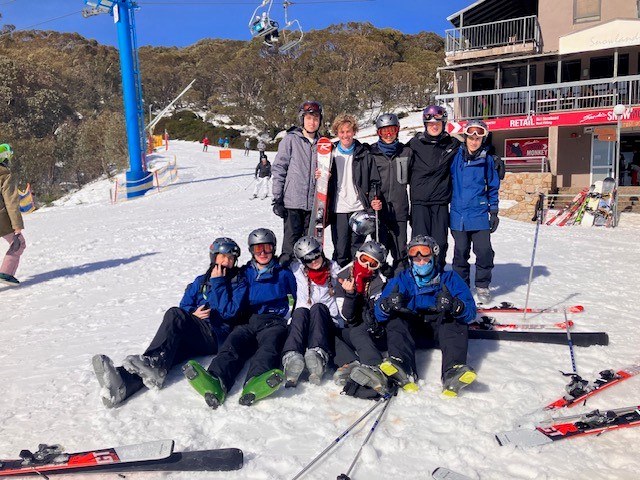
left=271, top=101, right=323, bottom=263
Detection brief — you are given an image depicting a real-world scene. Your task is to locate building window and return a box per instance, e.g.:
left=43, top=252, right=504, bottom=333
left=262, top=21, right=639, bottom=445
left=574, top=0, right=601, bottom=23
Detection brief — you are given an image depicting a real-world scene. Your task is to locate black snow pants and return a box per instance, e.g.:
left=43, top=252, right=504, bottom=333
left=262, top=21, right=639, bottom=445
left=410, top=204, right=449, bottom=271
left=334, top=322, right=385, bottom=367
left=283, top=304, right=334, bottom=356
left=451, top=229, right=494, bottom=288
left=330, top=212, right=366, bottom=267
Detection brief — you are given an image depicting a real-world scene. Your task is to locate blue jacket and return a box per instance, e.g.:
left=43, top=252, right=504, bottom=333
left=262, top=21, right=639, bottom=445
left=241, top=260, right=297, bottom=318
left=374, top=269, right=476, bottom=324
left=450, top=146, right=500, bottom=231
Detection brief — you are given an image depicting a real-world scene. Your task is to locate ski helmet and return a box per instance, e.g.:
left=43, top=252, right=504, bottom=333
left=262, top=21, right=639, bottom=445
left=422, top=105, right=448, bottom=125
left=298, top=101, right=323, bottom=125
left=293, top=235, right=323, bottom=262
left=349, top=211, right=376, bottom=236
left=209, top=237, right=241, bottom=264
left=407, top=235, right=440, bottom=259
left=463, top=119, right=489, bottom=138
left=0, top=143, right=13, bottom=161
left=357, top=240, right=387, bottom=266
left=375, top=113, right=400, bottom=130
left=248, top=227, right=277, bottom=249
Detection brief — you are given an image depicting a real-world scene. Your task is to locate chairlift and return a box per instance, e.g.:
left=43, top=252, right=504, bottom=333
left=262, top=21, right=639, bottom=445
left=278, top=1, right=304, bottom=53
left=249, top=0, right=280, bottom=40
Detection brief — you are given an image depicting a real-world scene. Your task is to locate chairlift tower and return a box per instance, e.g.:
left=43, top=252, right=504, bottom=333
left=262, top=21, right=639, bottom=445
left=83, top=0, right=150, bottom=198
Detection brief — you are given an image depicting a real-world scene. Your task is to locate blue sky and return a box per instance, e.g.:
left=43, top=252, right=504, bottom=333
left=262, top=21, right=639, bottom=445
left=0, top=0, right=473, bottom=47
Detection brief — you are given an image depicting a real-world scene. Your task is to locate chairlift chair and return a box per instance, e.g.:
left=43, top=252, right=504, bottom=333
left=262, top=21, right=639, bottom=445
left=249, top=0, right=279, bottom=39
left=278, top=1, right=304, bottom=53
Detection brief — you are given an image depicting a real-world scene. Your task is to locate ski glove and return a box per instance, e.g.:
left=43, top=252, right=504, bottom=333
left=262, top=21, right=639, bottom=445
left=489, top=212, right=499, bottom=233
left=494, top=155, right=506, bottom=180
left=436, top=286, right=465, bottom=317
left=379, top=287, right=407, bottom=314
left=272, top=198, right=286, bottom=219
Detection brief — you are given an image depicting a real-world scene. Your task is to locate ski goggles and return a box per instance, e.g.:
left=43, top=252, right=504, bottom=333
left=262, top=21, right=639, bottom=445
left=302, top=251, right=323, bottom=264
left=408, top=245, right=433, bottom=260
left=423, top=106, right=446, bottom=123
left=251, top=243, right=274, bottom=255
left=355, top=251, right=381, bottom=270
left=301, top=101, right=322, bottom=115
left=378, top=125, right=400, bottom=137
left=463, top=125, right=488, bottom=138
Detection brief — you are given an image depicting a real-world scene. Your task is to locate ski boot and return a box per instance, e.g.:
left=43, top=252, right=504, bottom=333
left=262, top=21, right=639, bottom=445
left=304, top=347, right=328, bottom=385
left=123, top=354, right=167, bottom=390
left=379, top=357, right=419, bottom=392
left=442, top=364, right=477, bottom=397
left=349, top=365, right=389, bottom=394
left=0, top=272, right=20, bottom=287
left=475, top=287, right=492, bottom=305
left=333, top=360, right=360, bottom=386
left=239, top=369, right=284, bottom=406
left=182, top=360, right=226, bottom=409
left=282, top=351, right=305, bottom=388
left=92, top=354, right=127, bottom=408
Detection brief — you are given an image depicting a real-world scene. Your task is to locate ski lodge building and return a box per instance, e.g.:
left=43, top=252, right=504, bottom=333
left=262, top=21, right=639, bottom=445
left=436, top=0, right=640, bottom=217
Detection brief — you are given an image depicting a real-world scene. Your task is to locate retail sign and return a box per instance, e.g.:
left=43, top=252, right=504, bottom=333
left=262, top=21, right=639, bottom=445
left=504, top=138, right=548, bottom=158
left=447, top=107, right=640, bottom=133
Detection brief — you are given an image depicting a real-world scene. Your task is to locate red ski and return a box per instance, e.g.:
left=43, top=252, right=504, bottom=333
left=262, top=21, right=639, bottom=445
left=477, top=303, right=584, bottom=314
left=470, top=316, right=574, bottom=331
left=308, top=137, right=333, bottom=246
left=546, top=188, right=588, bottom=225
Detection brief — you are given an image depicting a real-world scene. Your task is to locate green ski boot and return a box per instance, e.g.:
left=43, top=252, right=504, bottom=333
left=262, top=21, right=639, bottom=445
left=238, top=369, right=284, bottom=406
left=182, top=360, right=226, bottom=409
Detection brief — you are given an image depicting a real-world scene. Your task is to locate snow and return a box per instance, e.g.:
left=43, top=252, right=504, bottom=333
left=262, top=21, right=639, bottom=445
left=1, top=140, right=640, bottom=480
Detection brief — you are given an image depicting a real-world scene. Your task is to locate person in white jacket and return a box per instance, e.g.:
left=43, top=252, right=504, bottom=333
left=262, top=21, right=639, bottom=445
left=282, top=236, right=342, bottom=387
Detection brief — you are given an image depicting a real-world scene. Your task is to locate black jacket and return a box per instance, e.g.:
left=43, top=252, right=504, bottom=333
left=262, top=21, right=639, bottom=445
left=408, top=133, right=460, bottom=206
left=337, top=266, right=386, bottom=328
left=368, top=142, right=412, bottom=222
left=327, top=140, right=379, bottom=217
left=255, top=160, right=272, bottom=178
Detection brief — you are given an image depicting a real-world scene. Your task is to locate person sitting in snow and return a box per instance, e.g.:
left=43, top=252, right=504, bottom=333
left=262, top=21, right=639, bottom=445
left=281, top=236, right=341, bottom=387
left=183, top=228, right=297, bottom=408
left=374, top=235, right=477, bottom=397
left=92, top=237, right=245, bottom=408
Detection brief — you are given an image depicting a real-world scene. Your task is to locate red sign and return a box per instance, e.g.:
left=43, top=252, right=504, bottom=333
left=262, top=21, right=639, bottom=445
left=504, top=137, right=548, bottom=158
left=447, top=107, right=639, bottom=133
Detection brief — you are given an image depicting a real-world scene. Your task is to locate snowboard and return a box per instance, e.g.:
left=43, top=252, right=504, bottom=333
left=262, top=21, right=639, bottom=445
left=580, top=180, right=604, bottom=226
left=307, top=137, right=333, bottom=246
left=593, top=177, right=616, bottom=227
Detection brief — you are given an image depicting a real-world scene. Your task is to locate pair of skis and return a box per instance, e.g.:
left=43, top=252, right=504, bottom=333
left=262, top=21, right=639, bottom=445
left=0, top=440, right=243, bottom=477
left=471, top=302, right=583, bottom=332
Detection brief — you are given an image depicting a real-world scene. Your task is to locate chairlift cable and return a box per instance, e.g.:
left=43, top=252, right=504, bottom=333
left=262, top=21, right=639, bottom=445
left=140, top=0, right=374, bottom=5
left=0, top=10, right=83, bottom=37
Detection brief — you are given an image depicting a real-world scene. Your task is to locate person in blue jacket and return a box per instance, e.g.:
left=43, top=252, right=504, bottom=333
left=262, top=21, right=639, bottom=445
left=92, top=237, right=245, bottom=408
left=374, top=235, right=477, bottom=397
left=450, top=119, right=501, bottom=305
left=183, top=228, right=298, bottom=408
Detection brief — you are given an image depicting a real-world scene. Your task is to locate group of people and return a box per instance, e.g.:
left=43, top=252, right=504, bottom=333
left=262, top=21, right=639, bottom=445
left=92, top=101, right=503, bottom=409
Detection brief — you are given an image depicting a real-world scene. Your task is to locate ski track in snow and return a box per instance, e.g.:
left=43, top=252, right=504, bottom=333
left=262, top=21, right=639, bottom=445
left=1, top=123, right=640, bottom=479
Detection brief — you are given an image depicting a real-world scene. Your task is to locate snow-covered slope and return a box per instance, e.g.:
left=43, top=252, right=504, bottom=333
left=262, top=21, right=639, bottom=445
left=1, top=141, right=639, bottom=479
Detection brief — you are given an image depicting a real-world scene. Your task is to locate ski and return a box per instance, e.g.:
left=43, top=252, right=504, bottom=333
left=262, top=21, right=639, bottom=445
left=477, top=303, right=584, bottom=314
left=544, top=363, right=640, bottom=410
left=470, top=316, right=574, bottom=331
left=432, top=466, right=474, bottom=480
left=0, top=440, right=243, bottom=476
left=545, top=188, right=588, bottom=225
left=468, top=330, right=608, bottom=347
left=496, top=405, right=640, bottom=447
left=307, top=137, right=333, bottom=246
left=556, top=189, right=589, bottom=226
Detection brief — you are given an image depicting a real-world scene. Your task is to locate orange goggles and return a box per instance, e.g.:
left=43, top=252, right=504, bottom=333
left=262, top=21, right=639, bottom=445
left=408, top=245, right=433, bottom=259
left=355, top=251, right=380, bottom=270
left=252, top=243, right=274, bottom=255
left=378, top=126, right=399, bottom=137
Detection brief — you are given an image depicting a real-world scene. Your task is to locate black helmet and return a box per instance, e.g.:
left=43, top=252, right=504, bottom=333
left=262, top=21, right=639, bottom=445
left=298, top=101, right=323, bottom=125
left=248, top=228, right=277, bottom=248
left=209, top=237, right=241, bottom=264
left=349, top=211, right=376, bottom=236
left=375, top=113, right=400, bottom=130
left=357, top=240, right=387, bottom=265
left=407, top=235, right=440, bottom=259
left=293, top=235, right=323, bottom=262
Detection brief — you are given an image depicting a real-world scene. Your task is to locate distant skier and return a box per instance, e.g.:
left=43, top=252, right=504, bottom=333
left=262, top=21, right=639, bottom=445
left=252, top=154, right=271, bottom=200
left=244, top=138, right=251, bottom=156
left=92, top=237, right=245, bottom=408
left=0, top=144, right=26, bottom=287
left=218, top=137, right=224, bottom=149
left=224, top=136, right=230, bottom=148
left=257, top=139, right=266, bottom=157
left=202, top=136, right=210, bottom=152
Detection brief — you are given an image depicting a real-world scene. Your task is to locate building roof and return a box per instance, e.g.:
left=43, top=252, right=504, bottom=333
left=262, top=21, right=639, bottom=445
left=447, top=0, right=537, bottom=28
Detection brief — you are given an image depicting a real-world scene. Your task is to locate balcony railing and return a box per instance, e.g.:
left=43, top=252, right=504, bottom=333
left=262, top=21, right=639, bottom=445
left=436, top=75, right=640, bottom=120
left=445, top=15, right=541, bottom=56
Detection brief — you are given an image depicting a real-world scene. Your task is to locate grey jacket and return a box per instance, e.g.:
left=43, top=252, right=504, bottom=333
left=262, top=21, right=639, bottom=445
left=271, top=128, right=319, bottom=211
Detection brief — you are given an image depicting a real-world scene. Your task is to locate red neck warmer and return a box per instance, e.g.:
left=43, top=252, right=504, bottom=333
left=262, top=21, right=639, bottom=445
left=307, top=266, right=330, bottom=286
left=353, top=261, right=374, bottom=294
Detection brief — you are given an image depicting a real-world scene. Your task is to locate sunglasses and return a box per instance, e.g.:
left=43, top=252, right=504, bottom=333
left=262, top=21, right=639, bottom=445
left=408, top=245, right=433, bottom=259
left=464, top=126, right=488, bottom=137
left=252, top=243, right=274, bottom=255
left=356, top=251, right=380, bottom=270
left=302, top=251, right=323, bottom=264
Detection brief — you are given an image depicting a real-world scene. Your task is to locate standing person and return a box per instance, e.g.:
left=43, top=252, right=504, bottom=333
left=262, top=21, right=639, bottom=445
left=271, top=100, right=323, bottom=264
left=368, top=113, right=412, bottom=275
left=282, top=236, right=341, bottom=386
left=408, top=105, right=460, bottom=272
left=202, top=136, right=210, bottom=152
left=217, top=137, right=224, bottom=149
left=257, top=139, right=266, bottom=157
left=450, top=120, right=500, bottom=304
left=252, top=154, right=272, bottom=200
left=184, top=228, right=297, bottom=408
left=328, top=113, right=379, bottom=267
left=374, top=235, right=477, bottom=397
left=224, top=137, right=230, bottom=148
left=0, top=144, right=26, bottom=287
left=244, top=138, right=251, bottom=156
left=92, top=238, right=245, bottom=408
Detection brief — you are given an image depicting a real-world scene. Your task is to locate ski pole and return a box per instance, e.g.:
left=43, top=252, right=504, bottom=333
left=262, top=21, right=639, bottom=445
left=564, top=306, right=578, bottom=375
left=337, top=394, right=394, bottom=480
left=523, top=192, right=544, bottom=321
left=244, top=177, right=257, bottom=190
left=290, top=397, right=388, bottom=480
